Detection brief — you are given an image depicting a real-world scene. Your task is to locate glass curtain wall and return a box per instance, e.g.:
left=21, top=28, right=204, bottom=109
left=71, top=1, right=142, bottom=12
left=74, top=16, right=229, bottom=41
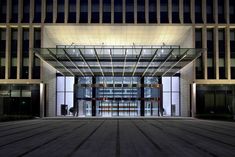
left=59, top=76, right=180, bottom=117
left=0, top=84, right=40, bottom=117
left=162, top=76, right=180, bottom=116
left=56, top=76, right=74, bottom=116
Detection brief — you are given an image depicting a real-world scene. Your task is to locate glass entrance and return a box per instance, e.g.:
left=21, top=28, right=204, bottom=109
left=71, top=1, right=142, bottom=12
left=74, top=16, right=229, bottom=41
left=75, top=76, right=162, bottom=117
left=96, top=100, right=140, bottom=117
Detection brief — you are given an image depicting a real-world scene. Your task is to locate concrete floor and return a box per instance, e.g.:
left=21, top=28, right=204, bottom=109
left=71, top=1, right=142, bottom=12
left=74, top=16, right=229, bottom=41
left=0, top=118, right=235, bottom=157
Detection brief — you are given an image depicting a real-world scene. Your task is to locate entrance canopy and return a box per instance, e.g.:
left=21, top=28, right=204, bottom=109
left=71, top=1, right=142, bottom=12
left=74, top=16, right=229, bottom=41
left=33, top=45, right=204, bottom=77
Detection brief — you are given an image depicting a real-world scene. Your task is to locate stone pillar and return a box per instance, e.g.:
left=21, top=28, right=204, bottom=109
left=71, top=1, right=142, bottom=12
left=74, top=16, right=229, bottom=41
left=40, top=83, right=45, bottom=117
left=92, top=76, right=96, bottom=116
left=140, top=77, right=145, bottom=116
left=191, top=83, right=196, bottom=117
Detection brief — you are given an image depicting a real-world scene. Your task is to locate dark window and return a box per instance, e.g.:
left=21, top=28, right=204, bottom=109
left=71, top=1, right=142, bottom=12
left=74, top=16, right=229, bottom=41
left=68, top=0, right=76, bottom=23
left=0, top=28, right=6, bottom=79
left=10, top=28, right=18, bottom=79
left=218, top=29, right=226, bottom=79
left=172, top=0, right=180, bottom=23
left=33, top=0, right=41, bottom=23
left=195, top=28, right=203, bottom=79
left=0, top=84, right=40, bottom=117
left=21, top=28, right=29, bottom=79
left=33, top=28, right=41, bottom=79
left=80, top=0, right=88, bottom=23
left=91, top=0, right=99, bottom=23
left=45, top=0, right=53, bottom=23
left=103, top=0, right=111, bottom=23
left=149, top=0, right=157, bottom=23
left=126, top=0, right=134, bottom=23
left=195, top=0, right=203, bottom=23
left=57, top=0, right=65, bottom=23
left=230, top=29, right=235, bottom=79
left=230, top=0, right=235, bottom=23
left=137, top=0, right=145, bottom=23
left=207, top=29, right=215, bottom=79
left=183, top=0, right=191, bottom=23
left=218, top=0, right=225, bottom=23
left=11, top=0, right=18, bottom=23
left=206, top=0, right=214, bottom=23
left=22, top=0, right=30, bottom=23
left=0, top=0, right=7, bottom=23
left=196, top=85, right=235, bottom=115
left=114, top=0, right=122, bottom=23
left=160, top=0, right=168, bottom=23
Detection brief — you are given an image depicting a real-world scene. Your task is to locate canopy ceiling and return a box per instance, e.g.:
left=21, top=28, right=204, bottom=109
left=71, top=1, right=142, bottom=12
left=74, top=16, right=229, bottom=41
left=34, top=45, right=204, bottom=77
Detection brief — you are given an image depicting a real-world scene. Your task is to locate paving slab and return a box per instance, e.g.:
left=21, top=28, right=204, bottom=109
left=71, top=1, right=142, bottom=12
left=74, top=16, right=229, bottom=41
left=0, top=118, right=234, bottom=157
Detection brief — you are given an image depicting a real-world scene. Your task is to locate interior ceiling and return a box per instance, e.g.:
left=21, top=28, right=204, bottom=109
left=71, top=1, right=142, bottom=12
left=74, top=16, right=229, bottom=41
left=44, top=25, right=192, bottom=46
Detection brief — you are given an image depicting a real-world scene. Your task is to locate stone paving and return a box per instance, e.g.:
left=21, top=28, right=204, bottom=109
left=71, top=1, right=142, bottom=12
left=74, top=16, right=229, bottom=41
left=0, top=118, right=235, bottom=157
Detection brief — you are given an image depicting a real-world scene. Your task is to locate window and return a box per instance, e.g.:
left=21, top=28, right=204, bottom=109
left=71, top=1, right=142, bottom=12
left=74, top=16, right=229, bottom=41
left=218, top=29, right=226, bottom=79
left=68, top=0, right=76, bottom=23
left=103, top=0, right=111, bottom=23
left=137, top=0, right=145, bottom=23
left=11, top=0, right=18, bottom=23
left=184, top=0, right=191, bottom=23
left=34, top=0, right=41, bottom=23
left=91, top=0, right=99, bottom=23
left=149, top=0, right=157, bottom=23
left=0, top=0, right=7, bottom=23
left=160, top=0, right=168, bottom=23
left=230, top=29, right=235, bottom=79
left=126, top=0, right=134, bottom=23
left=45, top=0, right=53, bottom=23
left=57, top=0, right=64, bottom=23
left=206, top=0, right=214, bottom=23
left=162, top=77, right=180, bottom=116
left=22, top=0, right=30, bottom=23
left=56, top=76, right=74, bottom=116
left=195, top=0, right=203, bottom=23
left=230, top=0, right=235, bottom=23
left=195, top=28, right=203, bottom=79
left=0, top=28, right=6, bottom=79
left=172, top=0, right=180, bottom=23
left=80, top=0, right=88, bottom=23
left=10, top=28, right=18, bottom=79
left=207, top=29, right=215, bottom=79
left=218, top=0, right=225, bottom=23
left=196, top=85, right=235, bottom=115
left=33, top=28, right=41, bottom=79
left=114, top=0, right=122, bottom=23
left=21, top=28, right=29, bottom=79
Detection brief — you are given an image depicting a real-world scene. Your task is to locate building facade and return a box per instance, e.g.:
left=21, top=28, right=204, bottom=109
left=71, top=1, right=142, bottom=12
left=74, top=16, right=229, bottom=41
left=0, top=0, right=234, bottom=118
